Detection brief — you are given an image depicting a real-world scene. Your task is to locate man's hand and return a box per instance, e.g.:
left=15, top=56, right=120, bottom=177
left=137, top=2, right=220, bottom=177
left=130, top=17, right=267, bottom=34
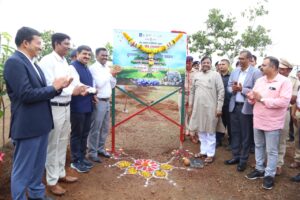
left=216, top=111, right=222, bottom=117
left=92, top=95, right=99, bottom=104
left=237, top=83, right=242, bottom=92
left=290, top=95, right=297, bottom=105
left=110, top=71, right=118, bottom=77
left=246, top=91, right=254, bottom=100
left=252, top=91, right=262, bottom=102
left=232, top=82, right=242, bottom=93
left=53, top=76, right=73, bottom=91
left=73, top=85, right=89, bottom=96
left=110, top=65, right=122, bottom=77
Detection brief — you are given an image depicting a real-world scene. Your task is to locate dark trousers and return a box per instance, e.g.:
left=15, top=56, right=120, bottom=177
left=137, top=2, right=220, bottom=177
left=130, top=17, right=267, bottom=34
left=230, top=104, right=253, bottom=164
left=216, top=106, right=231, bottom=144
left=11, top=133, right=49, bottom=200
left=289, top=113, right=295, bottom=140
left=70, top=112, right=92, bottom=163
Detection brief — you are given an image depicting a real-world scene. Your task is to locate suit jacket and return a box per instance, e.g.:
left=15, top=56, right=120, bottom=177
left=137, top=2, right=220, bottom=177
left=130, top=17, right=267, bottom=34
left=4, top=51, right=58, bottom=139
left=228, top=66, right=262, bottom=115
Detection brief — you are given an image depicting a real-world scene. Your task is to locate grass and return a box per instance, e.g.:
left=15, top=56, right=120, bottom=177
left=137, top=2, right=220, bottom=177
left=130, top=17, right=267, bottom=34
left=118, top=68, right=168, bottom=79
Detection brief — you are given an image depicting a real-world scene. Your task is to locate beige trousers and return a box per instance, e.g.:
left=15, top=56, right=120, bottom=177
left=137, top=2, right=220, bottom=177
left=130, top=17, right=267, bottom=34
left=294, top=111, right=300, bottom=163
left=45, top=105, right=70, bottom=186
left=277, top=110, right=290, bottom=167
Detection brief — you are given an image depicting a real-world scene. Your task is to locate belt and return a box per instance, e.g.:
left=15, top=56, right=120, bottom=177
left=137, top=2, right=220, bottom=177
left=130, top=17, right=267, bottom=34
left=51, top=102, right=70, bottom=106
left=235, top=102, right=244, bottom=106
left=99, top=98, right=110, bottom=101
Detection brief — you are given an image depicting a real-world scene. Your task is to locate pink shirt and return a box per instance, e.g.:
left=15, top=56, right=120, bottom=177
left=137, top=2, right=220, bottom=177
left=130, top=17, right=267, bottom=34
left=249, top=73, right=292, bottom=131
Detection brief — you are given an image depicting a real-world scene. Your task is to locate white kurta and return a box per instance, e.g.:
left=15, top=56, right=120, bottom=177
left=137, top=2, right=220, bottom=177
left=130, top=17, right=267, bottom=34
left=189, top=70, right=224, bottom=133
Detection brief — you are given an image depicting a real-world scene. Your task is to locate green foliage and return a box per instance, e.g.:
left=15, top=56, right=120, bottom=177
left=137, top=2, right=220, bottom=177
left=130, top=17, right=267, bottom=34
left=117, top=67, right=166, bottom=79
left=189, top=0, right=272, bottom=62
left=0, top=32, right=15, bottom=86
left=40, top=30, right=54, bottom=59
left=105, top=42, right=113, bottom=61
left=0, top=32, right=15, bottom=118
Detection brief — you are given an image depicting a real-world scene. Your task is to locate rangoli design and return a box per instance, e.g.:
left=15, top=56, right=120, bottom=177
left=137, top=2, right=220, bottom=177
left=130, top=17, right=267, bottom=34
left=110, top=157, right=189, bottom=187
left=109, top=150, right=197, bottom=187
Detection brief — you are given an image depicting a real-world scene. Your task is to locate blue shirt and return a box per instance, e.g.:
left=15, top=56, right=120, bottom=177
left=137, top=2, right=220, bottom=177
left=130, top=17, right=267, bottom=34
left=70, top=60, right=93, bottom=113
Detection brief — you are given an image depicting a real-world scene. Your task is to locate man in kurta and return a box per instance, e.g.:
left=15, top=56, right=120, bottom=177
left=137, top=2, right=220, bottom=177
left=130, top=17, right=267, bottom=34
left=189, top=56, right=224, bottom=164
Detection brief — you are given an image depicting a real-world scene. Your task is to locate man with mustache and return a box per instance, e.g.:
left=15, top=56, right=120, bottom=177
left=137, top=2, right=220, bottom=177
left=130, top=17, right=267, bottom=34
left=4, top=26, right=71, bottom=200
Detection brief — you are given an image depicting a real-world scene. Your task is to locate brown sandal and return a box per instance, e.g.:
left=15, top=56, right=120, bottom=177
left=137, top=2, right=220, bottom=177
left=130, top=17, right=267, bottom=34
left=204, top=157, right=214, bottom=164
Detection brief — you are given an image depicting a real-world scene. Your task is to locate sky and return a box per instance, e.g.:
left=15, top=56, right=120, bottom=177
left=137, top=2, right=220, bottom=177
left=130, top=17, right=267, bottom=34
left=0, top=0, right=299, bottom=65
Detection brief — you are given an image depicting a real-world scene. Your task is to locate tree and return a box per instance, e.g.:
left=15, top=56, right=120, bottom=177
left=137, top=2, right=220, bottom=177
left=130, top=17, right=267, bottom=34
left=0, top=32, right=15, bottom=147
left=40, top=30, right=54, bottom=59
left=189, top=0, right=272, bottom=62
left=105, top=42, right=113, bottom=61
left=0, top=32, right=14, bottom=116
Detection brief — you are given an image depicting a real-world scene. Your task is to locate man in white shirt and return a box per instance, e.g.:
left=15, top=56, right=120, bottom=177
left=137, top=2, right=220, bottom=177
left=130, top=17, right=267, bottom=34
left=39, top=33, right=87, bottom=196
left=87, top=48, right=118, bottom=162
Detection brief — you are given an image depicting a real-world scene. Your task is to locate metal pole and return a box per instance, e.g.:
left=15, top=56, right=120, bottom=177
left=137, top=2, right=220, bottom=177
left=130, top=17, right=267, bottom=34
left=111, top=87, right=116, bottom=153
left=180, top=84, right=185, bottom=148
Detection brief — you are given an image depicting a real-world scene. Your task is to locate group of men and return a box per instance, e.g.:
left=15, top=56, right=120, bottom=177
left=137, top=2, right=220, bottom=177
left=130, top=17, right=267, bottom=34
left=4, top=26, right=300, bottom=199
left=184, top=50, right=300, bottom=190
left=4, top=27, right=118, bottom=200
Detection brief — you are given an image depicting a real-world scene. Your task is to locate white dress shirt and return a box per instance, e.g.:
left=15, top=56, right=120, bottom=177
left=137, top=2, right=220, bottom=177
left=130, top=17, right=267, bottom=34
left=236, top=66, right=249, bottom=102
left=89, top=61, right=116, bottom=98
left=39, top=51, right=82, bottom=103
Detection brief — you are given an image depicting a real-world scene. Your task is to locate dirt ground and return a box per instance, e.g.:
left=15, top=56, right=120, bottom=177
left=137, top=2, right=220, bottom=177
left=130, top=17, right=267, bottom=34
left=0, top=86, right=300, bottom=200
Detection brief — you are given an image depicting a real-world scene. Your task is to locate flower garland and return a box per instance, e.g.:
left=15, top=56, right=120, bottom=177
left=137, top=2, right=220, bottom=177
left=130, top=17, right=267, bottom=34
left=123, top=32, right=183, bottom=66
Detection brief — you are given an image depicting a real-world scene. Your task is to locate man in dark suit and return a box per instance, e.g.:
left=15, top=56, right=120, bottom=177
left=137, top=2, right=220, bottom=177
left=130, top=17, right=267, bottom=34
left=4, top=27, right=71, bottom=200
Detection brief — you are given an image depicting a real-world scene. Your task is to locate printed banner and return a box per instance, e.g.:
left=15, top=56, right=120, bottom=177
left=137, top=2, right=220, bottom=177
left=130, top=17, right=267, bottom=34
left=113, top=29, right=187, bottom=86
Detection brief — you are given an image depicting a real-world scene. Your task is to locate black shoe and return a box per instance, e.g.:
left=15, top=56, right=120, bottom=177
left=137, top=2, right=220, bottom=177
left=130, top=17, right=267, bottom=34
left=262, top=176, right=274, bottom=190
left=82, top=158, right=94, bottom=169
left=224, top=158, right=239, bottom=165
left=98, top=151, right=111, bottom=158
left=87, top=155, right=102, bottom=163
left=71, top=162, right=89, bottom=173
left=245, top=169, right=265, bottom=180
left=290, top=173, right=300, bottom=182
left=237, top=163, right=247, bottom=172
